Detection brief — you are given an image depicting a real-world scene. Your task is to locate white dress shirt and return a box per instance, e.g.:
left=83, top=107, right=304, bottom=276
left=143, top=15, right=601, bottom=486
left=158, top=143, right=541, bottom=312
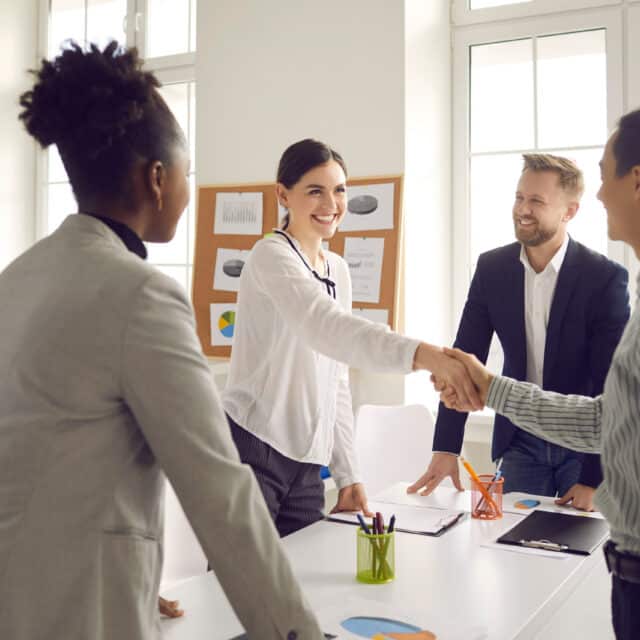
left=520, top=234, right=569, bottom=386
left=223, top=231, right=420, bottom=489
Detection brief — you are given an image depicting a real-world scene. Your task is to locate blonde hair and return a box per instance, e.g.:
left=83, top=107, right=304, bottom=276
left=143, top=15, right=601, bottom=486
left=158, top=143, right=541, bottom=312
left=521, top=153, right=584, bottom=200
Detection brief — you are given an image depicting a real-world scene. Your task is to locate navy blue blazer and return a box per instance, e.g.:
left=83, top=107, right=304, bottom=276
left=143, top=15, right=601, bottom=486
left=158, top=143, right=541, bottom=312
left=433, top=238, right=630, bottom=487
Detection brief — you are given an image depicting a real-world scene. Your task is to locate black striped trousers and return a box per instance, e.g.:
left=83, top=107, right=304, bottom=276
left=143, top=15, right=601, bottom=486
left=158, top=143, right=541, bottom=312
left=227, top=414, right=325, bottom=537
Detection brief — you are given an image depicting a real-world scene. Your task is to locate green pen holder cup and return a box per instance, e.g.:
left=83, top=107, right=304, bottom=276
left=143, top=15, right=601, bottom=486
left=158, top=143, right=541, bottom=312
left=356, top=528, right=395, bottom=584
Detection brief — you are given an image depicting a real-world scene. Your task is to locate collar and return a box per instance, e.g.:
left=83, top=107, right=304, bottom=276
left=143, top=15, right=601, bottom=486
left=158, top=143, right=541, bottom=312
left=519, top=233, right=569, bottom=276
left=272, top=228, right=328, bottom=276
left=273, top=229, right=335, bottom=299
left=80, top=212, right=147, bottom=260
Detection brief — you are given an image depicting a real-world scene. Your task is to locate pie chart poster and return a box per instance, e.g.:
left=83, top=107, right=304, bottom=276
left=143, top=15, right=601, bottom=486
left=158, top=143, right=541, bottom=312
left=210, top=303, right=237, bottom=347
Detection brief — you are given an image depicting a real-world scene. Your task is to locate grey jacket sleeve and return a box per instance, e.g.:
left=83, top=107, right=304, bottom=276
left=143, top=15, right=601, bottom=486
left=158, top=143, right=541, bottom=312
left=121, top=272, right=324, bottom=640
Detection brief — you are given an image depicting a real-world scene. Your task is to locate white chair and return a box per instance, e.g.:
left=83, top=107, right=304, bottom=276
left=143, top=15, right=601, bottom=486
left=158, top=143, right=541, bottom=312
left=161, top=480, right=207, bottom=590
left=355, top=403, right=451, bottom=497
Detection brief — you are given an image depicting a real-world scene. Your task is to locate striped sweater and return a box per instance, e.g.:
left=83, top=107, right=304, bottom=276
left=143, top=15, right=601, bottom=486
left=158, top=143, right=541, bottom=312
left=487, top=292, right=640, bottom=555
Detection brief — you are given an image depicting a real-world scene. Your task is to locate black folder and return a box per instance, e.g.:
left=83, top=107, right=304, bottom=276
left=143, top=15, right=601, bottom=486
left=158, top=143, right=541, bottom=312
left=497, top=510, right=609, bottom=555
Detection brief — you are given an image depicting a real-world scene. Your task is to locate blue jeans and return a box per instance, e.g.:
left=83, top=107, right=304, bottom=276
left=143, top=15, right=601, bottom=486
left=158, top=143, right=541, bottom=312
left=500, top=430, right=583, bottom=496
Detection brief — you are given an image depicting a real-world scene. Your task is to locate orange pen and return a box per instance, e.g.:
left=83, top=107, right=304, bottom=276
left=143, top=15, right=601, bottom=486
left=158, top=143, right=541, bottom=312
left=460, top=456, right=499, bottom=516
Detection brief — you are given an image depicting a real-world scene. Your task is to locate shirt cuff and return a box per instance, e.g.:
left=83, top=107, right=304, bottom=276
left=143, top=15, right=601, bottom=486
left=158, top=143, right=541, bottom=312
left=331, top=473, right=362, bottom=491
left=432, top=450, right=460, bottom=457
left=403, top=338, right=423, bottom=373
left=486, top=375, right=515, bottom=413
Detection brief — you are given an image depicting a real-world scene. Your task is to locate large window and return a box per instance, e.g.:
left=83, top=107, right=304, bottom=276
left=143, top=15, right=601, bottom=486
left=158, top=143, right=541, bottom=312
left=469, top=29, right=608, bottom=265
left=41, top=0, right=197, bottom=294
left=452, top=6, right=625, bottom=375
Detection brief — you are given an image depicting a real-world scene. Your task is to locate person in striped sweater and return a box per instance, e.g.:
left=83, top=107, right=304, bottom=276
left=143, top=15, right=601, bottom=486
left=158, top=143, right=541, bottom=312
left=436, top=108, right=640, bottom=640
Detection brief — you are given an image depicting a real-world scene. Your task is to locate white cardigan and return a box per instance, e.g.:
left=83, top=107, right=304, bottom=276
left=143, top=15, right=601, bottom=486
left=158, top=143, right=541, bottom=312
left=223, top=231, right=420, bottom=489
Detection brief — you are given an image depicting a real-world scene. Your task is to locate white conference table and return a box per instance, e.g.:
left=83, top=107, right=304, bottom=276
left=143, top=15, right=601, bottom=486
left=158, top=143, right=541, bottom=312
left=161, top=487, right=613, bottom=640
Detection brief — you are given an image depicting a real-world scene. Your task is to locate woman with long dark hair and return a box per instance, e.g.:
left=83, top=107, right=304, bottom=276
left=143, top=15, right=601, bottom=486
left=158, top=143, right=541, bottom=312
left=224, top=138, right=480, bottom=537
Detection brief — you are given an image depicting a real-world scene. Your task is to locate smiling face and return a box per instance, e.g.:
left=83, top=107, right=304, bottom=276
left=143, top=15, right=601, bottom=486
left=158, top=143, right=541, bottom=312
left=597, top=130, right=640, bottom=249
left=276, top=159, right=347, bottom=243
left=512, top=169, right=577, bottom=247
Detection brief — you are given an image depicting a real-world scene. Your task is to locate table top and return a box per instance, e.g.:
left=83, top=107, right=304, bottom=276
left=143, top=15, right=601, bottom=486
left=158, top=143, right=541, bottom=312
left=161, top=488, right=608, bottom=640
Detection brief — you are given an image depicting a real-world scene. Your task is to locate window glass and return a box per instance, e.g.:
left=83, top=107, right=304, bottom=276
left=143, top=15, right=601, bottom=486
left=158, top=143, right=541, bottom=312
left=146, top=0, right=196, bottom=57
left=470, top=153, right=523, bottom=265
left=556, top=147, right=608, bottom=256
left=146, top=212, right=189, bottom=264
left=47, top=183, right=77, bottom=233
left=49, top=0, right=85, bottom=57
left=86, top=0, right=127, bottom=48
left=159, top=83, right=189, bottom=141
left=471, top=39, right=534, bottom=152
left=537, top=30, right=607, bottom=149
left=48, top=145, right=69, bottom=184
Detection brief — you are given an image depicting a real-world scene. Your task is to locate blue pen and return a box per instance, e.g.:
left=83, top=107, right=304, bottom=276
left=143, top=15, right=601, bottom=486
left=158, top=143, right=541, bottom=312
left=477, top=458, right=504, bottom=514
left=387, top=514, right=396, bottom=533
left=357, top=513, right=371, bottom=534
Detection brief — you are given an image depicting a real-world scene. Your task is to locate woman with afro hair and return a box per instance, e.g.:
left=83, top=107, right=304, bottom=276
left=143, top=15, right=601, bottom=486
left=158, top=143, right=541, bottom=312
left=0, top=41, right=325, bottom=640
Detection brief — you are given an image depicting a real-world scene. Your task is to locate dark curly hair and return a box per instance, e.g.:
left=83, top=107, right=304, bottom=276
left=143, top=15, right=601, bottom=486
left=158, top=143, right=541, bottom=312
left=19, top=40, right=185, bottom=209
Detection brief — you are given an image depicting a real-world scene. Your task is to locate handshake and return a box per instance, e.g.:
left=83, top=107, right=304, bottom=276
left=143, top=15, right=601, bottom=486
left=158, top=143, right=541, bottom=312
left=428, top=347, right=494, bottom=413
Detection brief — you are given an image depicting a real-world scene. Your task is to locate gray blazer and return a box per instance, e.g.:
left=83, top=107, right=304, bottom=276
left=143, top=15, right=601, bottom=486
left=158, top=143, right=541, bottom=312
left=0, top=215, right=322, bottom=640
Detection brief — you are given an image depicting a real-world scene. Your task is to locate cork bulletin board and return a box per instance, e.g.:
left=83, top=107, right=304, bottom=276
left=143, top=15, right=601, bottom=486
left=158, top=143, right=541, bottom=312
left=192, top=175, right=404, bottom=357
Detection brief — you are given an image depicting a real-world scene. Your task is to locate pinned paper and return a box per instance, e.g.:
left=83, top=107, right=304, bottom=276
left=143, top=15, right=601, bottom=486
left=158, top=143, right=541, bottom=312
left=344, top=237, right=384, bottom=303
left=340, top=182, right=395, bottom=232
left=214, top=192, right=263, bottom=235
left=213, top=248, right=251, bottom=292
left=210, top=303, right=237, bottom=347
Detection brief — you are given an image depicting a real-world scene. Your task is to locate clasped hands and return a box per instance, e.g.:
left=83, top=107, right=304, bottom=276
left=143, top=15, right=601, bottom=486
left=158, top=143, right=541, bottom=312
left=431, top=347, right=493, bottom=412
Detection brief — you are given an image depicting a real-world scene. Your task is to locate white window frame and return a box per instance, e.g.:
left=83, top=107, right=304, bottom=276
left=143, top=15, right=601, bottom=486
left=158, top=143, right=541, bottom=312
left=452, top=0, right=621, bottom=26
left=36, top=0, right=197, bottom=290
left=452, top=7, right=624, bottom=316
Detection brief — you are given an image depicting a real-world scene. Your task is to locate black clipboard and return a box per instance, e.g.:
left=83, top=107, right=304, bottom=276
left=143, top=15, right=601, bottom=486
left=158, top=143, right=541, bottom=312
left=497, top=510, right=609, bottom=555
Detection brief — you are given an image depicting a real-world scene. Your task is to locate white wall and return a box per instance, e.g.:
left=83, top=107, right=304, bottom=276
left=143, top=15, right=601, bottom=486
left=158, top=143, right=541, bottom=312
left=196, top=0, right=452, bottom=410
left=403, top=0, right=452, bottom=410
left=0, top=0, right=38, bottom=270
left=196, top=0, right=405, bottom=184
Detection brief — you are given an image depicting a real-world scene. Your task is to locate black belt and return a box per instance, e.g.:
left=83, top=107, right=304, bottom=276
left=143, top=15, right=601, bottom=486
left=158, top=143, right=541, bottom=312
left=604, top=540, right=640, bottom=584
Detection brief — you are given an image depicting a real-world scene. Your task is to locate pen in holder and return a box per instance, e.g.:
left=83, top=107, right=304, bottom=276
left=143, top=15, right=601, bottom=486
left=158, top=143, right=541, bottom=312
left=356, top=527, right=395, bottom=584
left=471, top=473, right=504, bottom=519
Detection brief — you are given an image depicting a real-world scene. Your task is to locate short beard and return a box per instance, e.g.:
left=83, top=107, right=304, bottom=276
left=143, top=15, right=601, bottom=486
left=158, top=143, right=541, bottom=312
left=514, top=222, right=556, bottom=247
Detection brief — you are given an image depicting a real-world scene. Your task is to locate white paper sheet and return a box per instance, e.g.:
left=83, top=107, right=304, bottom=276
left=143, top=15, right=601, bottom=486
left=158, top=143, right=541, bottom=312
left=326, top=500, right=465, bottom=536
left=373, top=481, right=470, bottom=512
left=351, top=307, right=389, bottom=326
left=214, top=192, right=263, bottom=235
left=343, top=237, right=384, bottom=303
left=339, top=182, right=395, bottom=232
left=213, top=248, right=251, bottom=292
left=210, top=303, right=237, bottom=347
